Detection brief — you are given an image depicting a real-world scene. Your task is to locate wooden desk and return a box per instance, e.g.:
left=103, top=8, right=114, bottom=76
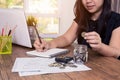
left=0, top=44, right=120, bottom=80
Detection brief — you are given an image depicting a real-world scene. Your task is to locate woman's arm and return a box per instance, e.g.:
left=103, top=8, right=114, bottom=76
left=104, top=26, right=120, bottom=57
left=85, top=27, right=120, bottom=58
left=49, top=21, right=78, bottom=48
left=34, top=21, right=78, bottom=51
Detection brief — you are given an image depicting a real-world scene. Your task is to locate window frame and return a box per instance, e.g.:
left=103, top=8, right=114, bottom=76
left=23, top=0, right=61, bottom=38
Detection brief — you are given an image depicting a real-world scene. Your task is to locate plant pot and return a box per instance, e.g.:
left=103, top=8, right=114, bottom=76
left=28, top=26, right=36, bottom=44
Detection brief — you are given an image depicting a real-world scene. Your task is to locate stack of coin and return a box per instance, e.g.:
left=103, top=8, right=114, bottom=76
left=48, top=62, right=77, bottom=69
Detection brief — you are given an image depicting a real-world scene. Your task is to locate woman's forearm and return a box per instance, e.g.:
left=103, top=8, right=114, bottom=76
left=96, top=43, right=120, bottom=58
left=48, top=36, right=73, bottom=48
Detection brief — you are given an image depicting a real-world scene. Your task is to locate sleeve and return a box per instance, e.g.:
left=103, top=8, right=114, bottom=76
left=114, top=13, right=120, bottom=29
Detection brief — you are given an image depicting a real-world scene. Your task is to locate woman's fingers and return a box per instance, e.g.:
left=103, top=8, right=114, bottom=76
left=84, top=32, right=99, bottom=39
left=33, top=39, right=49, bottom=52
left=83, top=31, right=102, bottom=50
left=86, top=39, right=99, bottom=44
left=84, top=31, right=101, bottom=44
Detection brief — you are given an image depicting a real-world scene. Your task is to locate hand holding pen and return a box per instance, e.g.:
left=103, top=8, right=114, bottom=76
left=33, top=22, right=47, bottom=51
left=34, top=39, right=49, bottom=52
left=33, top=22, right=42, bottom=43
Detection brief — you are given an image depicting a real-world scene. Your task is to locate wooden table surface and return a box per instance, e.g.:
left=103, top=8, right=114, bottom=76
left=0, top=44, right=120, bottom=80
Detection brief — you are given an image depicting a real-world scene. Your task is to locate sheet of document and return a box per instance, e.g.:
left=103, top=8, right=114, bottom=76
left=26, top=48, right=69, bottom=58
left=12, top=57, right=91, bottom=76
left=12, top=58, right=52, bottom=72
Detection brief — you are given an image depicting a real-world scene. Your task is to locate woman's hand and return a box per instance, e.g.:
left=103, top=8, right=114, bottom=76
left=84, top=31, right=102, bottom=51
left=33, top=39, right=50, bottom=52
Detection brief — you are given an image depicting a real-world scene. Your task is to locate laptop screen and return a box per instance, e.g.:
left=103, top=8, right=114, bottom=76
left=0, top=8, right=32, bottom=48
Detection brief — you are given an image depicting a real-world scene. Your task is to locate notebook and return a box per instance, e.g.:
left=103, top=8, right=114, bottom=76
left=26, top=48, right=69, bottom=58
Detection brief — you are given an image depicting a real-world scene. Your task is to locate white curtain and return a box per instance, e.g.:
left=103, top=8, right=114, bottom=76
left=112, top=0, right=120, bottom=13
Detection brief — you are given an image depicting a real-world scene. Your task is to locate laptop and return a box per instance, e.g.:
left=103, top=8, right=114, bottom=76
left=0, top=8, right=32, bottom=48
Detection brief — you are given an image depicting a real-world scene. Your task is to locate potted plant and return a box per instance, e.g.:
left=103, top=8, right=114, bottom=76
left=27, top=15, right=38, bottom=26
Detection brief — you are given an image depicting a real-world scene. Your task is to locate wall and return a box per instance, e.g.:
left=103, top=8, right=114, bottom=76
left=111, top=0, right=120, bottom=13
left=59, top=0, right=76, bottom=35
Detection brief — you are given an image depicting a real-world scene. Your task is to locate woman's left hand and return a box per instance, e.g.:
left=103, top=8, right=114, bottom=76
left=84, top=31, right=102, bottom=51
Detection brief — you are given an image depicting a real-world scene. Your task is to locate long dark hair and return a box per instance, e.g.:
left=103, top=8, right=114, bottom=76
left=74, top=0, right=111, bottom=40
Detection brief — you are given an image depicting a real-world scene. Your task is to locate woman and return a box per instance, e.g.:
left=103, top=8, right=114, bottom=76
left=34, top=0, right=120, bottom=59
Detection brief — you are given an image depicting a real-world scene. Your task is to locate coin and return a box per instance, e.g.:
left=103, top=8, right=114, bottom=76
left=81, top=32, right=86, bottom=37
left=66, top=63, right=77, bottom=68
left=48, top=62, right=56, bottom=67
left=48, top=62, right=60, bottom=67
left=59, top=64, right=66, bottom=69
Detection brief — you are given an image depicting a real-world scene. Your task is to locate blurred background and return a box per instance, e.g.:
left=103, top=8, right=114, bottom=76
left=0, top=0, right=119, bottom=40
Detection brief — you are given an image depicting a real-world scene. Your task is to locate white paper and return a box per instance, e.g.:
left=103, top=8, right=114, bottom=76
left=12, top=58, right=91, bottom=76
left=12, top=58, right=52, bottom=72
left=19, top=64, right=91, bottom=76
left=26, top=48, right=69, bottom=58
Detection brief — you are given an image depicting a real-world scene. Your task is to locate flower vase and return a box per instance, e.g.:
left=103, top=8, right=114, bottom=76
left=28, top=26, right=36, bottom=44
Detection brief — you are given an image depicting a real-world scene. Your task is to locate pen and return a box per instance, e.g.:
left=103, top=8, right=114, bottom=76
left=10, top=25, right=17, bottom=36
left=1, top=28, right=4, bottom=36
left=33, top=22, right=42, bottom=44
left=8, top=30, right=11, bottom=36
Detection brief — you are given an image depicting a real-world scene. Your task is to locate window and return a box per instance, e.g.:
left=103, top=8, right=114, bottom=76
left=25, top=0, right=58, bottom=14
left=25, top=0, right=59, bottom=36
left=0, top=0, right=60, bottom=38
left=0, top=0, right=23, bottom=8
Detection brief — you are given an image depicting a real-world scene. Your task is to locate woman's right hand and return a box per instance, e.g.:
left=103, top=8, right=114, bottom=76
left=33, top=39, right=50, bottom=52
